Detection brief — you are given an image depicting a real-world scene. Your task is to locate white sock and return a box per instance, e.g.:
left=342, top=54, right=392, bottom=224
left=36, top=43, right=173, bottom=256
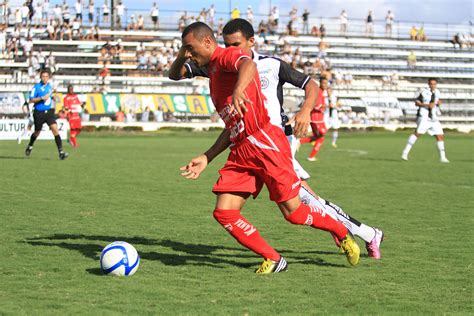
left=403, top=134, right=418, bottom=155
left=299, top=186, right=376, bottom=242
left=332, top=131, right=338, bottom=144
left=437, top=141, right=446, bottom=159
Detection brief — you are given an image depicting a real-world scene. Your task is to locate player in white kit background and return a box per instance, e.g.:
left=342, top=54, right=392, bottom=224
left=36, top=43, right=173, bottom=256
left=169, top=18, right=385, bottom=259
left=402, top=78, right=449, bottom=163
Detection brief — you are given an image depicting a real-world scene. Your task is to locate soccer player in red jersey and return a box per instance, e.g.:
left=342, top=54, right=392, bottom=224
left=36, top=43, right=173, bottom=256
left=299, top=77, right=329, bottom=161
left=62, top=84, right=85, bottom=147
left=177, top=22, right=360, bottom=273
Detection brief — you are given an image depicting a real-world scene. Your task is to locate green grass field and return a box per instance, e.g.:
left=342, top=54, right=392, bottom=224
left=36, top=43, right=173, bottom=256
left=0, top=131, right=472, bottom=314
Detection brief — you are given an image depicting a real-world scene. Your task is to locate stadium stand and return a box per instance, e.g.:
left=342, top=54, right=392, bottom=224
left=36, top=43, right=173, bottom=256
left=0, top=3, right=472, bottom=131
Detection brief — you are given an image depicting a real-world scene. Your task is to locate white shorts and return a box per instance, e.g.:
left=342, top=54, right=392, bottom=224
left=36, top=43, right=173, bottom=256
left=416, top=118, right=444, bottom=136
left=287, top=134, right=311, bottom=180
left=326, top=117, right=341, bottom=129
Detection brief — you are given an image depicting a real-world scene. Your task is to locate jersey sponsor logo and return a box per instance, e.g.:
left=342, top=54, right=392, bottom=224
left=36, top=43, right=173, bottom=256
left=291, top=179, right=301, bottom=190
left=234, top=219, right=256, bottom=236
left=305, top=214, right=313, bottom=226
left=260, top=76, right=269, bottom=89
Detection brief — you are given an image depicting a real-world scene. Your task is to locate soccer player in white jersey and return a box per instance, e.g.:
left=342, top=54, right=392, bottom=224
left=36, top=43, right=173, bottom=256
left=402, top=78, right=449, bottom=163
left=325, top=88, right=341, bottom=148
left=17, top=100, right=34, bottom=144
left=169, top=19, right=384, bottom=259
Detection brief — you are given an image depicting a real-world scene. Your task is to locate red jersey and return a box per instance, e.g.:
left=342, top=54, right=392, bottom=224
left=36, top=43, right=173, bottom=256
left=310, top=88, right=326, bottom=123
left=63, top=93, right=82, bottom=129
left=208, top=46, right=269, bottom=144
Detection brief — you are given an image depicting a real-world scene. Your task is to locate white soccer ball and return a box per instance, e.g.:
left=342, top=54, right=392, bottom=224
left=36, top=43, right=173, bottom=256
left=100, top=241, right=140, bottom=276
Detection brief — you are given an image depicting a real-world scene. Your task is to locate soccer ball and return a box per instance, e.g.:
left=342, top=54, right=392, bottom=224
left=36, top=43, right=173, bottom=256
left=100, top=241, right=140, bottom=276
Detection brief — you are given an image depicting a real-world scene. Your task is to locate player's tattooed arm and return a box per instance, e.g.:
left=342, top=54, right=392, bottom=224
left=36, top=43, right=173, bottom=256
left=180, top=129, right=231, bottom=180
left=168, top=45, right=192, bottom=80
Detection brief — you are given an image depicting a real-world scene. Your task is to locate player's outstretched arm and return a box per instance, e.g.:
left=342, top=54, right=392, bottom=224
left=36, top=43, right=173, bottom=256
left=168, top=46, right=192, bottom=80
left=232, top=58, right=257, bottom=117
left=288, top=79, right=318, bottom=137
left=180, top=129, right=231, bottom=180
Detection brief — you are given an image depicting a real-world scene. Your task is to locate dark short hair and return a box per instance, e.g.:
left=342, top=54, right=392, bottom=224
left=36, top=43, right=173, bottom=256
left=428, top=78, right=438, bottom=83
left=320, top=77, right=328, bottom=83
left=67, top=84, right=73, bottom=90
left=40, top=69, right=50, bottom=76
left=223, top=18, right=255, bottom=39
left=182, top=22, right=216, bottom=42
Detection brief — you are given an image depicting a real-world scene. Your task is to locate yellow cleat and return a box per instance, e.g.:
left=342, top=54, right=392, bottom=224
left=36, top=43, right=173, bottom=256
left=340, top=235, right=360, bottom=266
left=332, top=143, right=338, bottom=148
left=255, top=257, right=288, bottom=274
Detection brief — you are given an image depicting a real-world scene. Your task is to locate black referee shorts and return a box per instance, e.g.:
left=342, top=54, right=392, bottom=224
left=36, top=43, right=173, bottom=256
left=33, top=109, right=57, bottom=131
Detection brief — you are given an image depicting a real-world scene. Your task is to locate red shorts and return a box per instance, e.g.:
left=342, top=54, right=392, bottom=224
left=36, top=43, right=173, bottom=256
left=212, top=124, right=301, bottom=203
left=310, top=122, right=327, bottom=137
left=68, top=115, right=82, bottom=129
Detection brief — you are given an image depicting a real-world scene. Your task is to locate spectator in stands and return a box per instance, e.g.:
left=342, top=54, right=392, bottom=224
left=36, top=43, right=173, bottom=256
left=62, top=5, right=71, bottom=26
left=125, top=14, right=135, bottom=30
left=27, top=52, right=35, bottom=78
left=115, top=109, right=124, bottom=122
left=53, top=4, right=62, bottom=24
left=407, top=50, right=416, bottom=68
left=302, top=9, right=309, bottom=34
left=217, top=17, right=224, bottom=36
left=88, top=0, right=94, bottom=25
left=98, top=61, right=109, bottom=83
left=409, top=25, right=417, bottom=40
left=20, top=2, right=29, bottom=26
left=37, top=48, right=46, bottom=69
left=59, top=22, right=71, bottom=40
left=365, top=11, right=374, bottom=37
left=318, top=37, right=329, bottom=58
left=15, top=8, right=21, bottom=27
left=178, top=14, right=186, bottom=31
left=207, top=5, right=215, bottom=29
left=343, top=72, right=353, bottom=86
left=91, top=24, right=100, bottom=40
left=137, top=51, right=147, bottom=70
left=271, top=6, right=279, bottom=27
left=385, top=10, right=394, bottom=37
left=46, top=51, right=56, bottom=73
left=7, top=36, right=18, bottom=58
left=141, top=106, right=151, bottom=122
left=42, top=0, right=49, bottom=22
left=148, top=48, right=159, bottom=71
left=150, top=2, right=159, bottom=30
left=102, top=2, right=109, bottom=24
left=125, top=109, right=135, bottom=122
left=115, top=1, right=124, bottom=29
left=74, top=0, right=82, bottom=21
left=197, top=8, right=206, bottom=23
left=246, top=5, right=253, bottom=26
left=340, top=10, right=348, bottom=35
left=333, top=69, right=343, bottom=85
left=71, top=18, right=82, bottom=39
left=417, top=25, right=427, bottom=41
left=154, top=104, right=164, bottom=122
left=319, top=24, right=326, bottom=37
left=46, top=18, right=56, bottom=39
left=311, top=25, right=320, bottom=37
left=34, top=1, right=43, bottom=27
left=22, top=36, right=32, bottom=56
left=231, top=7, right=240, bottom=20
left=137, top=14, right=144, bottom=30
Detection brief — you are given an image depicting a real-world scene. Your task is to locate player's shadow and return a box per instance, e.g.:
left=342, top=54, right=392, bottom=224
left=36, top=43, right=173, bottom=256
left=0, top=155, right=51, bottom=160
left=24, top=234, right=346, bottom=273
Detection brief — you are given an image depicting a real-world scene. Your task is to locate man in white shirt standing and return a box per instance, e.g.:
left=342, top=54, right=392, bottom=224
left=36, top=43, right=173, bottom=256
left=385, top=10, right=394, bottom=37
left=150, top=2, right=159, bottom=30
left=115, top=1, right=124, bottom=29
left=74, top=0, right=82, bottom=21
left=340, top=10, right=348, bottom=35
left=402, top=78, right=449, bottom=163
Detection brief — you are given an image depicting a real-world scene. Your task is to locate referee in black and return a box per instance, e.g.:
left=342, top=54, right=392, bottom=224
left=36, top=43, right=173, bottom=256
left=25, top=69, right=68, bottom=160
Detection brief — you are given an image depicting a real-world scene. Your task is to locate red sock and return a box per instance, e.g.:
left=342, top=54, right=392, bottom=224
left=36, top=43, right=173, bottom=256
left=213, top=209, right=280, bottom=261
left=309, top=136, right=325, bottom=158
left=287, top=203, right=348, bottom=240
left=300, top=136, right=315, bottom=144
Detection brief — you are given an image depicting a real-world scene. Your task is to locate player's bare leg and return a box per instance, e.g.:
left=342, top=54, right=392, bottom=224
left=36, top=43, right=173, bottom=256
left=213, top=193, right=287, bottom=274
left=278, top=194, right=360, bottom=266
